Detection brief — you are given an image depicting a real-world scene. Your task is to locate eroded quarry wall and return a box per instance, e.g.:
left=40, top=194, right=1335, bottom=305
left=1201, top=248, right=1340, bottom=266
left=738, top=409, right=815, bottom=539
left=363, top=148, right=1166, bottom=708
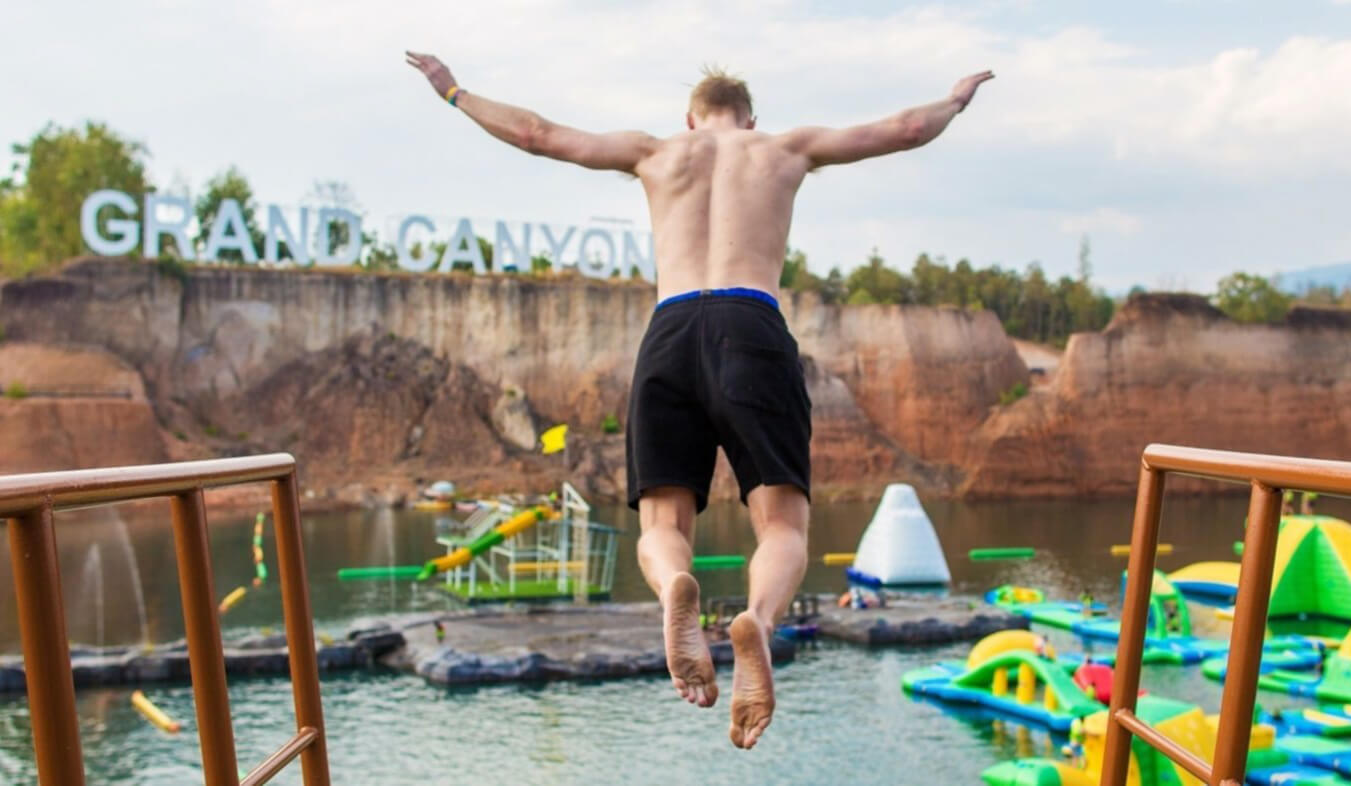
left=2, top=260, right=1347, bottom=504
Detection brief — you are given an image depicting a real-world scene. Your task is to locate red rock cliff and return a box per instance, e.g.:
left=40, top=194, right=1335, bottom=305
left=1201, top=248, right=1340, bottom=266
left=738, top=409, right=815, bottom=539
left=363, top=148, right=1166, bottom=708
left=961, top=294, right=1351, bottom=497
left=0, top=259, right=1023, bottom=504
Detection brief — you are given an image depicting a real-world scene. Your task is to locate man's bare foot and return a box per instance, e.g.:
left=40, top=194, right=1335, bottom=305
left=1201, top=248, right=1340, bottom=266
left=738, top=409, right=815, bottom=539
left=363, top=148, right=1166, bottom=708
left=662, top=572, right=717, bottom=707
left=728, top=611, right=775, bottom=749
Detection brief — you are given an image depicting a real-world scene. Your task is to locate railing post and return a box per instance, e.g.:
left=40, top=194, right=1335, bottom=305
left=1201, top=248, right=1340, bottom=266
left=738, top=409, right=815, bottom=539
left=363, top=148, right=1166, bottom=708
left=170, top=489, right=239, bottom=786
left=271, top=472, right=330, bottom=786
left=1211, top=482, right=1282, bottom=784
left=7, top=505, right=85, bottom=786
left=1102, top=464, right=1166, bottom=786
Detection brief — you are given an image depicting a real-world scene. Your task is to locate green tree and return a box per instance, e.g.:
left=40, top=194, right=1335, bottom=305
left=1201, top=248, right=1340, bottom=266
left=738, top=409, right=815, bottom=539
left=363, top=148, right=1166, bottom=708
left=780, top=248, right=808, bottom=288
left=845, top=249, right=909, bottom=304
left=360, top=232, right=399, bottom=271
left=1214, top=272, right=1293, bottom=324
left=308, top=180, right=361, bottom=263
left=195, top=166, right=264, bottom=263
left=0, top=122, right=150, bottom=276
left=444, top=235, right=493, bottom=272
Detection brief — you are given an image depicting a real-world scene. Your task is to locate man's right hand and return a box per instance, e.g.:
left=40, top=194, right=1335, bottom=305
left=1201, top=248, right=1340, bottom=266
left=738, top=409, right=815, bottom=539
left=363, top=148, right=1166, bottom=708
left=406, top=51, right=457, bottom=99
left=951, top=70, right=994, bottom=111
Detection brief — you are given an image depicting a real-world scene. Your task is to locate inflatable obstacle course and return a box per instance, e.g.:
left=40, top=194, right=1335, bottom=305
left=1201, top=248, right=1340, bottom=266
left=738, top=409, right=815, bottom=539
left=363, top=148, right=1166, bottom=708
left=985, top=585, right=1107, bottom=631
left=992, top=574, right=1322, bottom=665
left=1170, top=515, right=1351, bottom=638
left=980, top=695, right=1282, bottom=786
left=336, top=483, right=619, bottom=602
left=435, top=484, right=620, bottom=602
left=419, top=506, right=553, bottom=580
left=1168, top=560, right=1241, bottom=604
left=847, top=484, right=950, bottom=586
left=903, top=631, right=1102, bottom=732
left=1217, top=628, right=1351, bottom=702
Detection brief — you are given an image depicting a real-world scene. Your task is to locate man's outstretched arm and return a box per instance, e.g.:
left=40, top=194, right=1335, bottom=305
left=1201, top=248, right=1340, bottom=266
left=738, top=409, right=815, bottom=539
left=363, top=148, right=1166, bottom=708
left=407, top=52, right=658, bottom=174
left=780, top=71, right=994, bottom=169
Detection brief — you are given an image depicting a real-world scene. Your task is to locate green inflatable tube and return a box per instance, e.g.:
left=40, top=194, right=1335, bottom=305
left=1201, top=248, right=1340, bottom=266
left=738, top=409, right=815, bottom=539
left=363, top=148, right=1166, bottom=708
left=467, top=530, right=506, bottom=553
left=969, top=547, right=1036, bottom=561
left=691, top=555, right=747, bottom=570
left=337, top=565, right=424, bottom=580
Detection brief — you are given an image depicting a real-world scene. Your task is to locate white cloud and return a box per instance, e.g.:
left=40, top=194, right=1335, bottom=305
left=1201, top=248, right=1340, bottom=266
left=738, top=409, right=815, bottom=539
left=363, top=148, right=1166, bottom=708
left=1058, top=208, right=1143, bottom=237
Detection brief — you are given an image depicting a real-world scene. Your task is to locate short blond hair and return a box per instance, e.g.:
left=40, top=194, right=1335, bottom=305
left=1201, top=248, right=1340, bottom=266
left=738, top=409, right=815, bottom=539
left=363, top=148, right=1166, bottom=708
left=689, top=66, right=753, bottom=121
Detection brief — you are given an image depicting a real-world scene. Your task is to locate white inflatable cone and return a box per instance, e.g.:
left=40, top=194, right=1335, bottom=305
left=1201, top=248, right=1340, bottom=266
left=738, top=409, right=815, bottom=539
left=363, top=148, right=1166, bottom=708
left=850, top=484, right=950, bottom=585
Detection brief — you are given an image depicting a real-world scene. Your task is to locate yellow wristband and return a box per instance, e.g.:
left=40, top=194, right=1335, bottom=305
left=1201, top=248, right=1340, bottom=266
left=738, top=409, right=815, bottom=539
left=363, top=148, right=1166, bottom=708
left=445, top=85, right=461, bottom=106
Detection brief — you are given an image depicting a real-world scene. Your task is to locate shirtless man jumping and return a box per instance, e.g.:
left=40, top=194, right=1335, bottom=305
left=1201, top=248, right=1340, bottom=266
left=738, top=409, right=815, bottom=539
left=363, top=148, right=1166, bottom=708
left=407, top=52, right=992, bottom=749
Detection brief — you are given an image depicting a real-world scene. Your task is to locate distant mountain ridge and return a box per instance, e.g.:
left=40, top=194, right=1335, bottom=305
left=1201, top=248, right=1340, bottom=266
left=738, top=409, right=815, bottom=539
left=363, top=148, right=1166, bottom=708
left=1277, top=262, right=1351, bottom=293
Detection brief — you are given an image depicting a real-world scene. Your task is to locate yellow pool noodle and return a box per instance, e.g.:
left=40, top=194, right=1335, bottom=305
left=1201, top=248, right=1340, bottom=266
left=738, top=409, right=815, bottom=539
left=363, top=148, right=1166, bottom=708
left=1110, top=543, right=1173, bottom=556
left=218, top=586, right=247, bottom=614
left=131, top=690, right=181, bottom=733
left=429, top=547, right=472, bottom=573
left=495, top=507, right=550, bottom=539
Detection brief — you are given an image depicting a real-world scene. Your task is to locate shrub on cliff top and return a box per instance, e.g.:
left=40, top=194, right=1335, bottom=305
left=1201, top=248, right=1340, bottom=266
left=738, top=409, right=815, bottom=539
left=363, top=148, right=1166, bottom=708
left=1, top=122, right=151, bottom=277
left=1214, top=272, right=1293, bottom=324
left=4, top=382, right=28, bottom=399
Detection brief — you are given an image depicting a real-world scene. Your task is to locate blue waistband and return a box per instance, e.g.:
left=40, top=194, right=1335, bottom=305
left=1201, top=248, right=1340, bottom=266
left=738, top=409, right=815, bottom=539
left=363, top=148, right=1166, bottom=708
left=655, top=287, right=779, bottom=311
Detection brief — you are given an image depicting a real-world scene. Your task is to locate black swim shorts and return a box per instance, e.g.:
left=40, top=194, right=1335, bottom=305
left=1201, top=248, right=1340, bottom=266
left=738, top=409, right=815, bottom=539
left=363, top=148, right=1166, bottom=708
left=625, top=288, right=812, bottom=512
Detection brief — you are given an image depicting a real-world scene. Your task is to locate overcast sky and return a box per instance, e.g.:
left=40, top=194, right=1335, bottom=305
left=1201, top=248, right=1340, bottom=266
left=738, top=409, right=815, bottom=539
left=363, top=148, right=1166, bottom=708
left=5, top=0, right=1349, bottom=292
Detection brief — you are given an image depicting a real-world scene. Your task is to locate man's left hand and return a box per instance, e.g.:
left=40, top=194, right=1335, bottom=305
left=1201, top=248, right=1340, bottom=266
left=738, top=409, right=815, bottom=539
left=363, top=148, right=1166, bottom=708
left=406, top=51, right=457, bottom=98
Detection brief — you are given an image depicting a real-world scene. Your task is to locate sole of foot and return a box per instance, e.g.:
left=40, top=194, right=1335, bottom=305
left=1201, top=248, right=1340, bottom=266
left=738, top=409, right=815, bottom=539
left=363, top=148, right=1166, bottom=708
left=728, top=611, right=775, bottom=749
left=663, top=572, right=717, bottom=708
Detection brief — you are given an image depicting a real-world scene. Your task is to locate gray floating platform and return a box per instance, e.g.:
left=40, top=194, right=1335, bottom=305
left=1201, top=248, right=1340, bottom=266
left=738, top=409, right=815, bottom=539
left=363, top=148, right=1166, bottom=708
left=377, top=603, right=796, bottom=687
left=0, top=628, right=405, bottom=694
left=813, top=595, right=1028, bottom=646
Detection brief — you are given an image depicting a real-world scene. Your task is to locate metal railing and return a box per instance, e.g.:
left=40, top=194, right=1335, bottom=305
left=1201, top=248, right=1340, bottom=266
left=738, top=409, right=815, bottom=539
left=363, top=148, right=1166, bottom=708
left=0, top=454, right=329, bottom=786
left=1103, top=444, right=1351, bottom=786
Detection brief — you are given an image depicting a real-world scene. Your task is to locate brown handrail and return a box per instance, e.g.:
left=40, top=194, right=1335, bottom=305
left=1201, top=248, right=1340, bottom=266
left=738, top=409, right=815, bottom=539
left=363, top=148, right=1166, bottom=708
left=1, top=455, right=330, bottom=785
left=1113, top=708, right=1212, bottom=781
left=0, top=454, right=297, bottom=515
left=1102, top=444, right=1351, bottom=786
left=240, top=727, right=320, bottom=786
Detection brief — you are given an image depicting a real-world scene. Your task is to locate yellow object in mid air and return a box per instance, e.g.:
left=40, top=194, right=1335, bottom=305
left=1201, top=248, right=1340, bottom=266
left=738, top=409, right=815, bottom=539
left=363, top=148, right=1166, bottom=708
left=540, top=424, right=568, bottom=455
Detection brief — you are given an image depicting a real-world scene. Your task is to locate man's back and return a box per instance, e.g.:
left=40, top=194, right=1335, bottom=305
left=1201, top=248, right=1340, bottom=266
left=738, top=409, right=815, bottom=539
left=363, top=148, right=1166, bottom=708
left=636, top=130, right=809, bottom=300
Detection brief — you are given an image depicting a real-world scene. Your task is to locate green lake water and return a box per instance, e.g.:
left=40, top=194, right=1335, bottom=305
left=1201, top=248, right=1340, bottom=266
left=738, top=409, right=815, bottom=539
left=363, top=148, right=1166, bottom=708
left=1, top=493, right=1348, bottom=784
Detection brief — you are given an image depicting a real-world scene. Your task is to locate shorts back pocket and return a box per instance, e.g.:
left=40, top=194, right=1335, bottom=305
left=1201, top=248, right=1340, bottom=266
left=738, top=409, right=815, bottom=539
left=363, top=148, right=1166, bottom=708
left=720, top=340, right=794, bottom=414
